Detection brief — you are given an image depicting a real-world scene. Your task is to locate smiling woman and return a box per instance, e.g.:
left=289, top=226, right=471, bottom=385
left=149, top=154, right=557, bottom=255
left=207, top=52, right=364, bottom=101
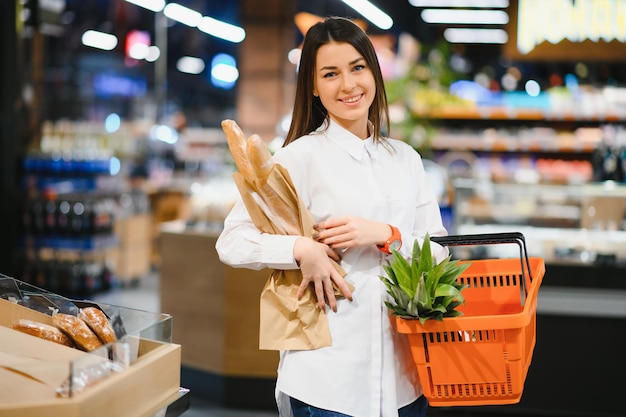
left=216, top=16, right=449, bottom=417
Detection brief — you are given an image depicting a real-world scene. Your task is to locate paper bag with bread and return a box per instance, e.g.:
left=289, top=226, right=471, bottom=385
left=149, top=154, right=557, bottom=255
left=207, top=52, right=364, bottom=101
left=221, top=119, right=352, bottom=350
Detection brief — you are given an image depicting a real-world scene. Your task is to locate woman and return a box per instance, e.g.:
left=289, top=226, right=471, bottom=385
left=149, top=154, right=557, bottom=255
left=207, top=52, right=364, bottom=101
left=216, top=16, right=448, bottom=417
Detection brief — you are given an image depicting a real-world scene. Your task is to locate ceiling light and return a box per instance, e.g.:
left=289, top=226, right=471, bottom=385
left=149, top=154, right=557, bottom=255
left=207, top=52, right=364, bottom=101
left=212, top=63, right=239, bottom=83
left=341, top=0, right=393, bottom=30
left=422, top=9, right=509, bottom=24
left=163, top=3, right=202, bottom=27
left=129, top=43, right=150, bottom=60
left=443, top=28, right=508, bottom=43
left=211, top=53, right=238, bottom=89
left=409, top=0, right=509, bottom=7
left=124, top=0, right=165, bottom=13
left=145, top=46, right=161, bottom=62
left=287, top=48, right=301, bottom=65
left=177, top=56, right=205, bottom=74
left=81, top=30, right=118, bottom=51
left=198, top=16, right=246, bottom=43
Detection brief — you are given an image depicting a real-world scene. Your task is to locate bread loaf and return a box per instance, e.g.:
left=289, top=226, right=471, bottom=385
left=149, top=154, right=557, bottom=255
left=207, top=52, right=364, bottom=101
left=53, top=313, right=103, bottom=352
left=11, top=318, right=73, bottom=347
left=246, top=134, right=273, bottom=185
left=257, top=183, right=301, bottom=235
left=79, top=307, right=117, bottom=345
left=221, top=119, right=254, bottom=179
left=222, top=119, right=300, bottom=235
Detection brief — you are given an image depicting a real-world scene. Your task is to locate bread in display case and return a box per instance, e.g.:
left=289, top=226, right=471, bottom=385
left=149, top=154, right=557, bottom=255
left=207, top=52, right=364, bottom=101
left=0, top=275, right=182, bottom=417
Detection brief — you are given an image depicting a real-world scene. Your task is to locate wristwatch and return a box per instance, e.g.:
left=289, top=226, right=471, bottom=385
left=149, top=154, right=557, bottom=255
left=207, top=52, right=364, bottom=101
left=377, top=224, right=402, bottom=254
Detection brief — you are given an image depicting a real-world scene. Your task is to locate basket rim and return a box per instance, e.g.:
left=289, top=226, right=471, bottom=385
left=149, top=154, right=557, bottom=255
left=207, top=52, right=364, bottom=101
left=394, top=257, right=545, bottom=334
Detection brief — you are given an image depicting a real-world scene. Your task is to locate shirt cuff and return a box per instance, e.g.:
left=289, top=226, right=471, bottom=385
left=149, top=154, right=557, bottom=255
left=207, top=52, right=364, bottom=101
left=260, top=233, right=300, bottom=270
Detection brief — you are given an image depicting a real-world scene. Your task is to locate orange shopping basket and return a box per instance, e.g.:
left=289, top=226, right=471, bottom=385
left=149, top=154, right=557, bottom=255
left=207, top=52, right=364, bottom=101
left=395, top=232, right=545, bottom=407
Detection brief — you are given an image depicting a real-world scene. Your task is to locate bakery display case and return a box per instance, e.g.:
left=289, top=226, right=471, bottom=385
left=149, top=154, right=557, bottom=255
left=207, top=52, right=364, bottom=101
left=0, top=274, right=186, bottom=417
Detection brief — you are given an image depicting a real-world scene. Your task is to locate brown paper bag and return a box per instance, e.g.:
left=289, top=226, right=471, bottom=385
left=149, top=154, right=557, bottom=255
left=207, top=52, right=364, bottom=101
left=233, top=164, right=350, bottom=350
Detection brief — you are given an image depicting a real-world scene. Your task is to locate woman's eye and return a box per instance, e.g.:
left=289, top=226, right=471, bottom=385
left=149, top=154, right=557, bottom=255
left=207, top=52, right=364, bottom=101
left=354, top=65, right=365, bottom=72
left=323, top=72, right=336, bottom=78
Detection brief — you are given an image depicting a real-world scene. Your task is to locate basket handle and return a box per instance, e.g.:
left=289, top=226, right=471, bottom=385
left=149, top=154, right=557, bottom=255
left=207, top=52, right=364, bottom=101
left=430, top=232, right=533, bottom=294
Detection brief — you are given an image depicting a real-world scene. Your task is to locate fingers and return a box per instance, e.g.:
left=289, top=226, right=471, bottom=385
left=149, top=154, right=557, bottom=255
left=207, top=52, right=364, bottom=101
left=313, top=218, right=341, bottom=231
left=296, top=271, right=350, bottom=313
left=313, top=217, right=356, bottom=248
left=296, top=279, right=309, bottom=301
left=334, top=276, right=353, bottom=302
left=318, top=278, right=336, bottom=312
left=325, top=246, right=341, bottom=262
left=314, top=217, right=389, bottom=248
left=297, top=275, right=338, bottom=312
left=294, top=235, right=349, bottom=313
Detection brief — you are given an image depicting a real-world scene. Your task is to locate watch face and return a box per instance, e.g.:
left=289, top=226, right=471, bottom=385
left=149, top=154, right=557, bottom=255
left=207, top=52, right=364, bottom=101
left=390, top=240, right=402, bottom=251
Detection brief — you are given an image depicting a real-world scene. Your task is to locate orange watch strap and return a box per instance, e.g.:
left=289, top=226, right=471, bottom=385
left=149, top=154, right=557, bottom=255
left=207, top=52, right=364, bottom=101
left=377, top=224, right=402, bottom=254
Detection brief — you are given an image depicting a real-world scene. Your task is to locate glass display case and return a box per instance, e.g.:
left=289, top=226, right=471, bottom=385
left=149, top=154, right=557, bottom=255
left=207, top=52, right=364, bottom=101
left=0, top=274, right=183, bottom=417
left=450, top=178, right=626, bottom=266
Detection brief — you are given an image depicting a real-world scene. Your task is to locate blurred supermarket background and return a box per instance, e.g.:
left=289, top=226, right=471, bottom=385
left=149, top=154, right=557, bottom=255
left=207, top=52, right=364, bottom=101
left=0, top=1, right=624, bottom=416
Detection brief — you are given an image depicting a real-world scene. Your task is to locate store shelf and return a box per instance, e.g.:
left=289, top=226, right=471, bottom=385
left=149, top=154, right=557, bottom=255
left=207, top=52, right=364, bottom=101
left=431, top=131, right=598, bottom=154
left=427, top=106, right=626, bottom=122
left=422, top=98, right=626, bottom=185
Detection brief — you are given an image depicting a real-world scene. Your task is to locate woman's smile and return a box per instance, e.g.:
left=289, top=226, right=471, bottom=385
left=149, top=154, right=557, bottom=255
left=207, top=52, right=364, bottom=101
left=340, top=94, right=363, bottom=105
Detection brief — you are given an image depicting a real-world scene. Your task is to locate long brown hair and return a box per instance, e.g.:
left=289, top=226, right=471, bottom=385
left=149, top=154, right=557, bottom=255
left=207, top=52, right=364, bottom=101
left=283, top=17, right=390, bottom=146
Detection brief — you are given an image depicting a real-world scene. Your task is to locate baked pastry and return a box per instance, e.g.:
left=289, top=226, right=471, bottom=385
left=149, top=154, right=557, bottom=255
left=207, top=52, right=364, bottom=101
left=11, top=318, right=73, bottom=347
left=221, top=119, right=301, bottom=235
left=53, top=313, right=103, bottom=352
left=246, top=134, right=273, bottom=185
left=222, top=119, right=255, bottom=179
left=78, top=307, right=117, bottom=344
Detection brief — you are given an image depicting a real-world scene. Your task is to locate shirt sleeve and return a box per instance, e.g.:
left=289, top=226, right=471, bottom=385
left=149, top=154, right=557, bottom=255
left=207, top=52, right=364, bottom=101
left=215, top=197, right=301, bottom=270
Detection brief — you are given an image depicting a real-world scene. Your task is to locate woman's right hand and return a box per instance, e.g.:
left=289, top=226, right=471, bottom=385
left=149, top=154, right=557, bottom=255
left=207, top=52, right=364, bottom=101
left=293, top=237, right=353, bottom=312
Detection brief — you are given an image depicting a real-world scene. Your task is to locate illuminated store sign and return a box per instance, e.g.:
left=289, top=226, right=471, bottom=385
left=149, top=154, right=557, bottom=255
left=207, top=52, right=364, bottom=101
left=506, top=0, right=626, bottom=60
left=518, top=0, right=626, bottom=54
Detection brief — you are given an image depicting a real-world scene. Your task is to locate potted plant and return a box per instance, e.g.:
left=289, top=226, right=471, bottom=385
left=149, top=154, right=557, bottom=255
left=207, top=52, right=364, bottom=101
left=379, top=234, right=470, bottom=325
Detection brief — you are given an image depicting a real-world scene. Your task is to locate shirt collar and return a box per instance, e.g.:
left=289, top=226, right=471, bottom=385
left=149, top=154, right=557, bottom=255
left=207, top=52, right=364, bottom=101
left=317, top=118, right=379, bottom=161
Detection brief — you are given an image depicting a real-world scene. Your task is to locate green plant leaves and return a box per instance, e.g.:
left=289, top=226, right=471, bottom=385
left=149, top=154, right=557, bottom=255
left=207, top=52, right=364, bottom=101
left=379, top=234, right=471, bottom=324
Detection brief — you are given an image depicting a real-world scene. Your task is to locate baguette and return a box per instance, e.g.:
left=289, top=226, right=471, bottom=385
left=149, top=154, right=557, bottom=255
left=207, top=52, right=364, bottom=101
left=53, top=313, right=103, bottom=352
left=79, top=307, right=117, bottom=345
left=221, top=119, right=254, bottom=180
left=246, top=134, right=274, bottom=185
left=11, top=318, right=73, bottom=347
left=256, top=183, right=301, bottom=235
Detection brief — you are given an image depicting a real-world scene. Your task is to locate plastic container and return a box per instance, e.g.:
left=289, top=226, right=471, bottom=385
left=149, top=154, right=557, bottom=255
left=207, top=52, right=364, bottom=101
left=395, top=232, right=545, bottom=407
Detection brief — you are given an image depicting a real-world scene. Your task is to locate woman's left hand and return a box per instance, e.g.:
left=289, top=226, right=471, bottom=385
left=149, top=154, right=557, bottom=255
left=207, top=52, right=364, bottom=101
left=313, top=216, right=390, bottom=249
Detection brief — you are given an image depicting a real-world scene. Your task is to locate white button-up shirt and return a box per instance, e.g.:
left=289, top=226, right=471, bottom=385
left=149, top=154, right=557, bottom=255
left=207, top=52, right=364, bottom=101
left=216, top=119, right=448, bottom=417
